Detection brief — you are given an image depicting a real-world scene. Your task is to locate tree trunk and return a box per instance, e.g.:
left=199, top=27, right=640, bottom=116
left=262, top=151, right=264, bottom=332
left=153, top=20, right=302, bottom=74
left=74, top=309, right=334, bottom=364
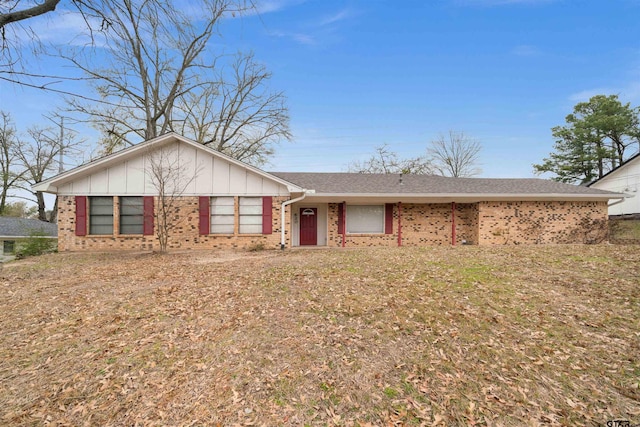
left=0, top=190, right=6, bottom=215
left=36, top=191, right=47, bottom=221
left=50, top=196, right=58, bottom=223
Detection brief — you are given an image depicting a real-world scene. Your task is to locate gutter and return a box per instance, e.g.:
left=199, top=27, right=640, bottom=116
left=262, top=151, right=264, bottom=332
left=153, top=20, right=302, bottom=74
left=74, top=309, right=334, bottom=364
left=280, top=191, right=310, bottom=249
left=608, top=194, right=633, bottom=208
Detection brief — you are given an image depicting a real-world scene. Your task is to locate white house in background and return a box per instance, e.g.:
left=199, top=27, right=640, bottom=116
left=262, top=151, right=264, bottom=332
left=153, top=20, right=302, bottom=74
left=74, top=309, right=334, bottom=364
left=588, top=153, right=640, bottom=216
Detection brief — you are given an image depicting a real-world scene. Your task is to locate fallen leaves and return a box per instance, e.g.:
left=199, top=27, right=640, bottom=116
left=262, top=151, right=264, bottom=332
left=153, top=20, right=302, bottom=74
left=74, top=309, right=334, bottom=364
left=0, top=246, right=639, bottom=426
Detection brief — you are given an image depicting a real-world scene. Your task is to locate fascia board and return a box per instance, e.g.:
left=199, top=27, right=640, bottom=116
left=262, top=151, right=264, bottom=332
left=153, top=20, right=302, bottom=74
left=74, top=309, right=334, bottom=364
left=303, top=192, right=627, bottom=202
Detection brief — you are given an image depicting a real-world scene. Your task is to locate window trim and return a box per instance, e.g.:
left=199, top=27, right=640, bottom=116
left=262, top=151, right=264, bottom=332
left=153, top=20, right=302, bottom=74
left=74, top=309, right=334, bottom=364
left=89, top=196, right=114, bottom=235
left=3, top=240, right=15, bottom=254
left=119, top=196, right=144, bottom=235
left=346, top=204, right=385, bottom=234
left=210, top=196, right=235, bottom=235
left=239, top=196, right=263, bottom=235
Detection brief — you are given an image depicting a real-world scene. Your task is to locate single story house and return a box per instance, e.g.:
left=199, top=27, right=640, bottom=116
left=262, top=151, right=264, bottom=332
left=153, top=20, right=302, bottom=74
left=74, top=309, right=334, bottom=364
left=587, top=153, right=640, bottom=217
left=32, top=133, right=626, bottom=251
left=0, top=216, right=58, bottom=260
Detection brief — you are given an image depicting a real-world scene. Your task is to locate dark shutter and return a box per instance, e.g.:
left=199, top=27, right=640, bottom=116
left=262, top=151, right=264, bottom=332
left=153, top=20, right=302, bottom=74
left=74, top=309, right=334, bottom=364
left=75, top=196, right=87, bottom=236
left=337, top=202, right=345, bottom=234
left=262, top=196, right=273, bottom=234
left=385, top=203, right=394, bottom=234
left=143, top=196, right=154, bottom=235
left=198, top=196, right=210, bottom=235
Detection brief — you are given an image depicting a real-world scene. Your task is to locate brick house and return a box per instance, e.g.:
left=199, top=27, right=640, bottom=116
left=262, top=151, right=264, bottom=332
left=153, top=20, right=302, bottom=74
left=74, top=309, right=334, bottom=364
left=33, top=133, right=625, bottom=251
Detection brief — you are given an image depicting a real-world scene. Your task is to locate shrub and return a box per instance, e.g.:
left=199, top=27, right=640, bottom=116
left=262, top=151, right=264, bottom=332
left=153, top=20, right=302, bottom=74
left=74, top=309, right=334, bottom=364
left=15, top=231, right=57, bottom=259
left=565, top=217, right=609, bottom=244
left=247, top=242, right=266, bottom=252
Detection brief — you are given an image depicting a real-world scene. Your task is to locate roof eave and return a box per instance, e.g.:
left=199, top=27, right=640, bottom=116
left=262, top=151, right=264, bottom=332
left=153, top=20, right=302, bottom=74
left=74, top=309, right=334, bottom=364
left=303, top=192, right=626, bottom=202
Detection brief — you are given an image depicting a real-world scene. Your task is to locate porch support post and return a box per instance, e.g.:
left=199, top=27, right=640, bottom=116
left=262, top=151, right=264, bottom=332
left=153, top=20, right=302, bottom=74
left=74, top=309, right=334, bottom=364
left=451, top=202, right=456, bottom=246
left=342, top=201, right=346, bottom=248
left=397, top=202, right=403, bottom=247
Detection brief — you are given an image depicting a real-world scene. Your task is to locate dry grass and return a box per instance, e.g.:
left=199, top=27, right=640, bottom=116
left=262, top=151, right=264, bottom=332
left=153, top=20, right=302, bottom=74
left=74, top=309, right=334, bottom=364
left=1, top=245, right=639, bottom=426
left=611, top=219, right=640, bottom=243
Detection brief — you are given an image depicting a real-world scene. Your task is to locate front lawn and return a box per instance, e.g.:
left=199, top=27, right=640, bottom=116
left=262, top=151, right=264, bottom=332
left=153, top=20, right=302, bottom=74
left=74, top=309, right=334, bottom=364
left=1, top=246, right=638, bottom=426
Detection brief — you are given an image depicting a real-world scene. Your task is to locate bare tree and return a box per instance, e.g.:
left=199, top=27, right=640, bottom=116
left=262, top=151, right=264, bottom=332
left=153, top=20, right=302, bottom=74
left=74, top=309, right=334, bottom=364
left=146, top=146, right=197, bottom=252
left=347, top=144, right=433, bottom=174
left=15, top=121, right=83, bottom=220
left=62, top=0, right=291, bottom=165
left=427, top=130, right=482, bottom=177
left=0, top=0, right=61, bottom=29
left=0, top=111, right=25, bottom=214
left=176, top=52, right=291, bottom=166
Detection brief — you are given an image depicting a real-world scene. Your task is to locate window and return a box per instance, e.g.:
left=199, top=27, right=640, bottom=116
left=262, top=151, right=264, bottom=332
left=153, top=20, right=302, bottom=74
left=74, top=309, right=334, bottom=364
left=346, top=205, right=384, bottom=234
left=239, top=197, right=262, bottom=234
left=3, top=240, right=15, bottom=254
left=89, top=197, right=114, bottom=235
left=210, top=197, right=235, bottom=234
left=119, top=197, right=144, bottom=234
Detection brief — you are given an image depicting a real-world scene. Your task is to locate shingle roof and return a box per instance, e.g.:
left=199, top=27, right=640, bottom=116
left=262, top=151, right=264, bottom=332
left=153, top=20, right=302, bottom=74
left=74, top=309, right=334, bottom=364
left=0, top=217, right=58, bottom=238
left=270, top=172, right=619, bottom=197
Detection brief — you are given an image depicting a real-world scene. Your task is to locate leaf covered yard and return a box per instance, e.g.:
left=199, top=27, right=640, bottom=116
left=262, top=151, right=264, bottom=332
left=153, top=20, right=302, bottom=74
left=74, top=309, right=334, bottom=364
left=1, top=246, right=639, bottom=426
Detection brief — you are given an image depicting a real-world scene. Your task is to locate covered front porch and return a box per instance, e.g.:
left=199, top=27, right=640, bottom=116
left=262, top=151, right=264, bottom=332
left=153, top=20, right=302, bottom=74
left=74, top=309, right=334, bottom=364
left=286, top=199, right=478, bottom=248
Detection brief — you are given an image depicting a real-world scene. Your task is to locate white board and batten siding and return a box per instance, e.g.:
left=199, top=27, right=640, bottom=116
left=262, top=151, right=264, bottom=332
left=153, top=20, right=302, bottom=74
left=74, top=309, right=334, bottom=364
left=56, top=141, right=290, bottom=197
left=590, top=155, right=640, bottom=215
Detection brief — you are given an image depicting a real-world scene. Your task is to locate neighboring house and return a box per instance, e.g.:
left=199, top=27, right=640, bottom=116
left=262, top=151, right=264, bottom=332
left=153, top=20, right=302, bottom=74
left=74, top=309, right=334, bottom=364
left=0, top=217, right=58, bottom=260
left=587, top=153, right=640, bottom=217
left=33, top=133, right=625, bottom=251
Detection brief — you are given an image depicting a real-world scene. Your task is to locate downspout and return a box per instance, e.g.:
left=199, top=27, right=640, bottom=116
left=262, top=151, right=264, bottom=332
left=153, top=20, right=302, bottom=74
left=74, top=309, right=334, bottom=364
left=608, top=196, right=630, bottom=208
left=397, top=202, right=403, bottom=247
left=451, top=202, right=456, bottom=246
left=280, top=192, right=308, bottom=250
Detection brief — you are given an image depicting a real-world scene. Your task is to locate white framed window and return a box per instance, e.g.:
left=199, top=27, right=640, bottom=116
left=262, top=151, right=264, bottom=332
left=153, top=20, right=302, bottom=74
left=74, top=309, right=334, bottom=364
left=89, top=197, right=114, bottom=235
left=239, top=197, right=262, bottom=234
left=346, top=205, right=384, bottom=234
left=210, top=197, right=235, bottom=234
left=119, top=196, right=144, bottom=235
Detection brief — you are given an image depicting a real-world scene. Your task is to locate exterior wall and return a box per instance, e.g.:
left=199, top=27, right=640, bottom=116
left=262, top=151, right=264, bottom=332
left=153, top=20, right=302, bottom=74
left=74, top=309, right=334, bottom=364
left=326, top=203, right=394, bottom=247
left=58, top=197, right=611, bottom=251
left=56, top=141, right=290, bottom=197
left=401, top=203, right=478, bottom=246
left=325, top=201, right=607, bottom=247
left=58, top=195, right=290, bottom=251
left=589, top=156, right=640, bottom=215
left=477, top=201, right=609, bottom=244
left=326, top=202, right=478, bottom=247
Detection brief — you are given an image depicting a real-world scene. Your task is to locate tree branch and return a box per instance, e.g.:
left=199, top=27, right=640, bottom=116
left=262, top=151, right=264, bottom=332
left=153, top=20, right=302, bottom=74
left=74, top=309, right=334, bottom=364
left=0, top=0, right=61, bottom=28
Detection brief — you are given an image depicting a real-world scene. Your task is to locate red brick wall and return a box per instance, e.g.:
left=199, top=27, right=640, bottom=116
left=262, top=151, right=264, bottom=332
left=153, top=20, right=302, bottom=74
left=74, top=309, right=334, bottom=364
left=326, top=202, right=478, bottom=247
left=325, top=201, right=608, bottom=247
left=57, top=195, right=289, bottom=251
left=58, top=197, right=610, bottom=251
left=477, top=201, right=609, bottom=244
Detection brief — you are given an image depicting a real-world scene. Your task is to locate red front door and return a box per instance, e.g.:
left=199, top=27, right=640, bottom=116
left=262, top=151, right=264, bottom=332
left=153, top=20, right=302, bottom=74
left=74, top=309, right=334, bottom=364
left=299, top=208, right=317, bottom=246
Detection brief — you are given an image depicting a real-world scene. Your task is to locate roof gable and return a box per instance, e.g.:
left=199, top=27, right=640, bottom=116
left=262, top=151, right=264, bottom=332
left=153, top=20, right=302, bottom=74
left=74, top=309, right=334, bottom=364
left=34, top=133, right=302, bottom=196
left=587, top=152, right=640, bottom=187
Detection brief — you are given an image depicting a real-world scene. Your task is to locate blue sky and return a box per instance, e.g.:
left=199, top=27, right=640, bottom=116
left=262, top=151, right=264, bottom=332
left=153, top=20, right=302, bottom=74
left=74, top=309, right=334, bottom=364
left=2, top=0, right=640, bottom=178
